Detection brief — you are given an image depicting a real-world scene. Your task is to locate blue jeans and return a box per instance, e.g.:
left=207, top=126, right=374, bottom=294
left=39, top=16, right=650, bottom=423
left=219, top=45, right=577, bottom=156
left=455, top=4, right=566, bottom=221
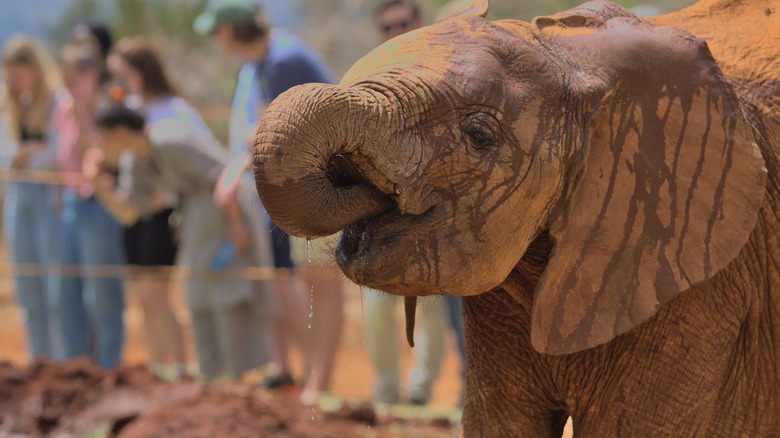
left=2, top=183, right=61, bottom=359
left=443, top=295, right=466, bottom=378
left=56, top=190, right=125, bottom=369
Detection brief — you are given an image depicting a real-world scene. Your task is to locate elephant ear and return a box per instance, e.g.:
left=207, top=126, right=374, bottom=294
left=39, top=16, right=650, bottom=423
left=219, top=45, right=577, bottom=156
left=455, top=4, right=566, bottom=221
left=529, top=6, right=767, bottom=354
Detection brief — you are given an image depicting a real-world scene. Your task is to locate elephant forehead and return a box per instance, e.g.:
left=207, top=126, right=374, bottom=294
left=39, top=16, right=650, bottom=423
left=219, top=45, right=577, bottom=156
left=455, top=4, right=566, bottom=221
left=341, top=18, right=515, bottom=87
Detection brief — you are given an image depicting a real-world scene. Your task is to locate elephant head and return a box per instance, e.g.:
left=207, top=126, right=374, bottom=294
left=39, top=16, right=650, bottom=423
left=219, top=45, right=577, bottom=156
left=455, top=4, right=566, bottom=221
left=253, top=0, right=767, bottom=354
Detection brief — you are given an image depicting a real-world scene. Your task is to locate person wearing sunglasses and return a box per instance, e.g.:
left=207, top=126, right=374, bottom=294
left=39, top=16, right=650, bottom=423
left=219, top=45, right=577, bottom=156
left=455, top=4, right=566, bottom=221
left=375, top=0, right=423, bottom=42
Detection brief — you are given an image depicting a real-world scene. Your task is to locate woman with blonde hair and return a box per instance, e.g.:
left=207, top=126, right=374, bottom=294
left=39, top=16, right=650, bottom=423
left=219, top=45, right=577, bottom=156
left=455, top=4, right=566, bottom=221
left=1, top=35, right=66, bottom=359
left=54, top=32, right=126, bottom=370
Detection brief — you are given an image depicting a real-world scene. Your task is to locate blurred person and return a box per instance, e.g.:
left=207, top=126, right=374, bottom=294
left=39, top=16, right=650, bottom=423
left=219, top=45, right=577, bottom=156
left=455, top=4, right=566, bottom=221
left=108, top=37, right=214, bottom=378
left=362, top=291, right=448, bottom=405
left=375, top=0, right=424, bottom=41
left=54, top=36, right=126, bottom=369
left=71, top=24, right=113, bottom=80
left=0, top=35, right=65, bottom=360
left=88, top=100, right=278, bottom=380
left=108, top=37, right=214, bottom=139
left=193, top=0, right=341, bottom=405
left=430, top=1, right=469, bottom=396
left=357, top=0, right=465, bottom=406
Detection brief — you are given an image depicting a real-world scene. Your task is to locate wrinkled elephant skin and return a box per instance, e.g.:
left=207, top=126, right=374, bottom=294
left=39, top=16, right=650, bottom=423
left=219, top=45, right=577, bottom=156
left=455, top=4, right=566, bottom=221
left=253, top=0, right=780, bottom=436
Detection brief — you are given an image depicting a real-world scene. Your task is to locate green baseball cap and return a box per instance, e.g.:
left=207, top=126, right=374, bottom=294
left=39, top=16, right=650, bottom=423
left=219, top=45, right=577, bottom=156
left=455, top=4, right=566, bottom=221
left=193, top=0, right=257, bottom=35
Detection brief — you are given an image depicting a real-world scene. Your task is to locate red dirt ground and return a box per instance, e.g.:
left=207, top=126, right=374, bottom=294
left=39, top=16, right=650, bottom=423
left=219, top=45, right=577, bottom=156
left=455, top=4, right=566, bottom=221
left=0, top=240, right=464, bottom=437
left=0, top=241, right=574, bottom=437
left=0, top=358, right=463, bottom=437
left=0, top=358, right=461, bottom=437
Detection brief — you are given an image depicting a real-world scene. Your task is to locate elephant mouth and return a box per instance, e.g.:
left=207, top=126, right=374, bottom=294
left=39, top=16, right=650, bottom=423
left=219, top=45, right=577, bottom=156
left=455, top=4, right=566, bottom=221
left=335, top=202, right=439, bottom=287
left=325, top=152, right=442, bottom=289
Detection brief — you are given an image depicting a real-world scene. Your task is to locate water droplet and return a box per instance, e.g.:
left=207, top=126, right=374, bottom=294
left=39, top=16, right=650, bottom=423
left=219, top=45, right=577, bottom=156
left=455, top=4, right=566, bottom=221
left=360, top=287, right=364, bottom=321
left=309, top=284, right=314, bottom=321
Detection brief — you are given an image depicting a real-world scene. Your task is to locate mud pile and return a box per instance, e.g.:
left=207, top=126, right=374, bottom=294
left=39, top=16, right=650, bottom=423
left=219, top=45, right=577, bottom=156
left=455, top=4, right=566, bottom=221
left=0, top=360, right=454, bottom=438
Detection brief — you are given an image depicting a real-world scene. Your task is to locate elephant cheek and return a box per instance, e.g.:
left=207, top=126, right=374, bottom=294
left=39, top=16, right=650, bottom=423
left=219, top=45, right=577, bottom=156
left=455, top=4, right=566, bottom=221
left=442, top=213, right=534, bottom=296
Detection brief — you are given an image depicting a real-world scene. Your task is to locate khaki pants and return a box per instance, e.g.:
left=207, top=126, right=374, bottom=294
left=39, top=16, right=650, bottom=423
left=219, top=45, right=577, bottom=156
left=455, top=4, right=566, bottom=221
left=188, top=277, right=276, bottom=379
left=362, top=288, right=447, bottom=404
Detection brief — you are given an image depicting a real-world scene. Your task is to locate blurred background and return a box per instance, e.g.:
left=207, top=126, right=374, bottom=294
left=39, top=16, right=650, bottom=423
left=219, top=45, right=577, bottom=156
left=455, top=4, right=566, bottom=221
left=1, top=0, right=696, bottom=144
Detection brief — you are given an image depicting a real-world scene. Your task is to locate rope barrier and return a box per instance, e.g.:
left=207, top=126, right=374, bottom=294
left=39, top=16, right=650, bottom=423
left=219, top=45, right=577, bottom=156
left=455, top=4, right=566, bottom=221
left=0, top=132, right=307, bottom=284
left=0, top=169, right=86, bottom=186
left=0, top=104, right=233, bottom=187
left=0, top=263, right=296, bottom=281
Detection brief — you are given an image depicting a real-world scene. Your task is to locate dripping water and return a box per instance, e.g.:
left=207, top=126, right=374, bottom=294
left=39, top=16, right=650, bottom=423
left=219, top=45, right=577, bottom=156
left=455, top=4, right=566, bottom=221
left=307, top=238, right=315, bottom=422
left=308, top=239, right=313, bottom=330
left=360, top=287, right=366, bottom=345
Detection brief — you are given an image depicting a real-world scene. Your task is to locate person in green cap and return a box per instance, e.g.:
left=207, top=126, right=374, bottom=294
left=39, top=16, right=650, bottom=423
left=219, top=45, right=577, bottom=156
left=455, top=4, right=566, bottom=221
left=194, top=0, right=344, bottom=406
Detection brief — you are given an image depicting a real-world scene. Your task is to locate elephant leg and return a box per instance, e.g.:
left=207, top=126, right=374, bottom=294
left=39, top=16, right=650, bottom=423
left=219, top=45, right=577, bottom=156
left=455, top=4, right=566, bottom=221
left=461, top=290, right=567, bottom=437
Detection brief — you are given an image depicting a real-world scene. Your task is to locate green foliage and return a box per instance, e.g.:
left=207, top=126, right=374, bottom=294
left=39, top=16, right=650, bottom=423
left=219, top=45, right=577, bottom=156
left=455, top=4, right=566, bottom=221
left=50, top=0, right=102, bottom=44
left=50, top=0, right=209, bottom=45
left=110, top=0, right=208, bottom=42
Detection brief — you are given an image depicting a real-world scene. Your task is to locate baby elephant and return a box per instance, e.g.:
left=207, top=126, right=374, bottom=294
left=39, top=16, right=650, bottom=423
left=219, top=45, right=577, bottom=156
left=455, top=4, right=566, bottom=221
left=254, top=0, right=779, bottom=436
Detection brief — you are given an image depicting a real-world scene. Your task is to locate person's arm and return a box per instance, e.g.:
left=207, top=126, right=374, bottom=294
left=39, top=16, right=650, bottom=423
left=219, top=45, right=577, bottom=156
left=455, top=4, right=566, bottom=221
left=213, top=151, right=250, bottom=207
left=26, top=92, right=70, bottom=171
left=213, top=155, right=252, bottom=254
left=221, top=193, right=251, bottom=254
left=91, top=174, right=141, bottom=226
left=158, top=123, right=252, bottom=254
left=0, top=109, right=17, bottom=170
left=214, top=153, right=251, bottom=253
left=83, top=148, right=140, bottom=227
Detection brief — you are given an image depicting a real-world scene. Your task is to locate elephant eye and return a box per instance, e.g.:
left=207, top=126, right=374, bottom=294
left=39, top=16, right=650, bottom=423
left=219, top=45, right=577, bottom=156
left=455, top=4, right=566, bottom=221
left=460, top=114, right=500, bottom=150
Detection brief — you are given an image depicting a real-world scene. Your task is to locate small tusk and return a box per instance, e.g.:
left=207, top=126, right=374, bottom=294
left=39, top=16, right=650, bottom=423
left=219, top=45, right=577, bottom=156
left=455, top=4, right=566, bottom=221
left=404, top=296, right=417, bottom=348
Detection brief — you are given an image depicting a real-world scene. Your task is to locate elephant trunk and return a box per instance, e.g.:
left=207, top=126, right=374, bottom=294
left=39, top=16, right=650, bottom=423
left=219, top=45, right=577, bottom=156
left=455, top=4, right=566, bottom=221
left=253, top=83, right=394, bottom=238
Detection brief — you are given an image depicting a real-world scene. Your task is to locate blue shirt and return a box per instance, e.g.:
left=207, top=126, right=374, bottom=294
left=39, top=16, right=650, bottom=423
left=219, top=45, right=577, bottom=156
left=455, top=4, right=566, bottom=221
left=229, top=30, right=335, bottom=157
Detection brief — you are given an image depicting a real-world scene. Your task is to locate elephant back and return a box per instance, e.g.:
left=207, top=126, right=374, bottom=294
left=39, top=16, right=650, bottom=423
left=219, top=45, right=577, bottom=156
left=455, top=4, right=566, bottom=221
left=649, top=0, right=780, bottom=84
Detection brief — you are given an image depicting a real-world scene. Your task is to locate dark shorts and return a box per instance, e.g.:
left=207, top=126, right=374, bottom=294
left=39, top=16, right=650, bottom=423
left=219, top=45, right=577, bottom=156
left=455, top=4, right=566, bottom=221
left=124, top=208, right=178, bottom=266
left=269, top=223, right=294, bottom=269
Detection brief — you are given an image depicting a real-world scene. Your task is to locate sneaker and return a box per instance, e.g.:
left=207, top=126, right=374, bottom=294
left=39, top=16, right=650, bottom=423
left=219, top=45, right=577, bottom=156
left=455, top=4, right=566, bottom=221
left=262, top=373, right=296, bottom=389
left=408, top=396, right=428, bottom=406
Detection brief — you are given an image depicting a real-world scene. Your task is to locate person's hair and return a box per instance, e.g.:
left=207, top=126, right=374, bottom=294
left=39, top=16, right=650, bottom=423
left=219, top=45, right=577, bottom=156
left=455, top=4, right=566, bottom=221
left=230, top=5, right=272, bottom=43
left=1, top=35, right=63, bottom=140
left=71, top=23, right=113, bottom=83
left=60, top=38, right=102, bottom=75
left=111, top=37, right=178, bottom=98
left=95, top=101, right=146, bottom=133
left=375, top=0, right=421, bottom=22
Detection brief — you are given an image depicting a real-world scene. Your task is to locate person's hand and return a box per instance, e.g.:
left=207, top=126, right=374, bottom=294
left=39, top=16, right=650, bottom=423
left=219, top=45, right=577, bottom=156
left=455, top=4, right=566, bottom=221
left=214, top=169, right=240, bottom=207
left=10, top=148, right=32, bottom=168
left=214, top=154, right=249, bottom=207
left=227, top=217, right=251, bottom=254
left=10, top=141, right=45, bottom=168
left=81, top=147, right=105, bottom=182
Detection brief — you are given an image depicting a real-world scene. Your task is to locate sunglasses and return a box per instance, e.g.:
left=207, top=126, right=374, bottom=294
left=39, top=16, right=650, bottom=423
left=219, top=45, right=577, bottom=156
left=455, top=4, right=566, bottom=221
left=380, top=20, right=410, bottom=33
